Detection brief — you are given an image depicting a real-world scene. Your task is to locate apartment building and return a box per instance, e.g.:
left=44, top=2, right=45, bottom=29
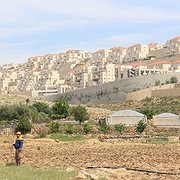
left=92, top=49, right=111, bottom=65
left=107, top=47, right=127, bottom=64
left=65, top=50, right=87, bottom=62
left=171, top=60, right=180, bottom=71
left=164, top=36, right=180, bottom=57
left=125, top=44, right=149, bottom=63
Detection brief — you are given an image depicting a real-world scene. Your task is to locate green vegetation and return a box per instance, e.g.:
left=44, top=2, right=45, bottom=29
left=155, top=80, right=161, bottom=86
left=138, top=108, right=154, bottom=119
left=136, top=120, right=147, bottom=134
left=49, top=122, right=60, bottom=133
left=83, top=122, right=93, bottom=134
left=51, top=133, right=86, bottom=141
left=0, top=165, right=78, bottom=180
left=170, top=76, right=178, bottom=83
left=64, top=123, right=76, bottom=134
left=115, top=124, right=126, bottom=134
left=15, top=117, right=32, bottom=134
left=32, top=102, right=52, bottom=114
left=52, top=99, right=70, bottom=118
left=71, top=105, right=89, bottom=124
left=99, top=121, right=110, bottom=133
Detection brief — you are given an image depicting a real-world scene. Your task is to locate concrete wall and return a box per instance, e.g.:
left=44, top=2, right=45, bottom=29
left=126, top=88, right=152, bottom=101
left=152, top=88, right=180, bottom=97
left=153, top=117, right=180, bottom=128
left=40, top=72, right=180, bottom=104
left=126, top=84, right=177, bottom=101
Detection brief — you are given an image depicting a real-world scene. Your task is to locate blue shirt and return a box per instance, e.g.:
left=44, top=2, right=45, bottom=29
left=14, top=136, right=24, bottom=149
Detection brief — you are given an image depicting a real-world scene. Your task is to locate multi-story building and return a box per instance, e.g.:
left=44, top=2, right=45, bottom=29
left=92, top=49, right=111, bottom=65
left=164, top=36, right=180, bottom=57
left=107, top=47, right=127, bottom=64
left=125, top=44, right=149, bottom=63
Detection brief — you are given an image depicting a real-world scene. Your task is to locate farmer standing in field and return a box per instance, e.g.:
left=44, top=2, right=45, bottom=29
left=13, top=131, right=24, bottom=165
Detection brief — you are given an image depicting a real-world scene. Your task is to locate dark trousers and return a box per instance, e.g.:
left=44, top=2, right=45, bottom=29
left=15, top=148, right=22, bottom=165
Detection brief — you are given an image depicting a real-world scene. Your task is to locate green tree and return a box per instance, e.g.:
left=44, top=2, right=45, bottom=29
left=52, top=99, right=70, bottom=118
left=138, top=108, right=154, bottom=119
left=170, top=76, right=178, bottom=84
left=115, top=124, right=126, bottom=134
left=136, top=120, right=147, bottom=134
left=72, top=105, right=89, bottom=124
left=15, top=117, right=32, bottom=134
left=32, top=102, right=52, bottom=114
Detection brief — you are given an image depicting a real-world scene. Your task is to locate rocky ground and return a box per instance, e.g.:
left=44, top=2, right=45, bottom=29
left=1, top=137, right=180, bottom=179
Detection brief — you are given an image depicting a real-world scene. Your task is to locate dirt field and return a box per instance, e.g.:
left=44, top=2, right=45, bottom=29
left=1, top=137, right=180, bottom=179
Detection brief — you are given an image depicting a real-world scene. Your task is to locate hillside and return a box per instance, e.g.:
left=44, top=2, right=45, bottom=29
left=92, top=96, right=180, bottom=116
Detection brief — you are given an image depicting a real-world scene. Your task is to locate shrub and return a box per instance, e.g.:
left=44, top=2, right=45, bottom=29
left=0, top=104, right=39, bottom=122
left=32, top=102, right=52, bottom=114
left=115, top=124, right=126, bottom=134
left=138, top=108, right=154, bottom=119
left=15, top=117, right=32, bottom=134
left=36, top=131, right=48, bottom=138
left=64, top=123, right=76, bottom=134
left=155, top=80, right=161, bottom=86
left=72, top=105, right=89, bottom=124
left=99, top=121, right=110, bottom=133
left=35, top=112, right=50, bottom=124
left=170, top=76, right=178, bottom=84
left=136, top=120, right=147, bottom=134
left=50, top=114, right=65, bottom=120
left=83, top=122, right=93, bottom=134
left=49, top=122, right=60, bottom=133
left=52, top=99, right=69, bottom=118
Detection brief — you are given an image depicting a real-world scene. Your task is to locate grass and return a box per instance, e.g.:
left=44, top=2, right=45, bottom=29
left=50, top=133, right=86, bottom=142
left=0, top=165, right=78, bottom=180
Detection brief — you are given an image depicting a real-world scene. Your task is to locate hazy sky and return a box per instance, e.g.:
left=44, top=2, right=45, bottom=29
left=0, top=0, right=180, bottom=64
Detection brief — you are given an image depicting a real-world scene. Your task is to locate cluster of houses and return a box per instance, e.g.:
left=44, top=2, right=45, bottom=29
left=0, top=36, right=179, bottom=97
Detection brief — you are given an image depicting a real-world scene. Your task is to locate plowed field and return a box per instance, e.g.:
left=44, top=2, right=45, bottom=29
left=1, top=138, right=180, bottom=179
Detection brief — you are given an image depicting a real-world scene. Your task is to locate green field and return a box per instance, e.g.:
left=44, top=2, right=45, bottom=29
left=0, top=165, right=78, bottom=180
left=50, top=133, right=86, bottom=142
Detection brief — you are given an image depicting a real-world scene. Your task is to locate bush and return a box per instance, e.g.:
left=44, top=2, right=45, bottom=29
left=52, top=99, right=70, bottom=118
left=72, top=105, right=89, bottom=124
left=49, top=122, right=60, bottom=133
left=170, top=76, right=178, bottom=84
left=99, top=121, right=110, bottom=133
left=32, top=102, right=52, bottom=114
left=15, top=117, right=32, bottom=134
left=138, top=108, right=154, bottom=119
left=136, top=120, right=147, bottom=134
left=83, top=122, right=93, bottom=134
left=115, top=124, right=126, bottom=134
left=155, top=80, right=161, bottom=86
left=0, top=104, right=39, bottom=122
left=50, top=114, right=65, bottom=120
left=64, top=123, right=76, bottom=134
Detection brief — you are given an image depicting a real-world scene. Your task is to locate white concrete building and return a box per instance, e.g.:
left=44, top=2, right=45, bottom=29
left=125, top=44, right=149, bottom=63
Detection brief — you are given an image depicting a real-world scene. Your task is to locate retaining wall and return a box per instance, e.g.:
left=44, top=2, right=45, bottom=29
left=40, top=72, right=180, bottom=104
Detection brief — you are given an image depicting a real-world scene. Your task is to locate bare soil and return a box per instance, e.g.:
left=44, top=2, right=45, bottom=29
left=1, top=137, right=180, bottom=179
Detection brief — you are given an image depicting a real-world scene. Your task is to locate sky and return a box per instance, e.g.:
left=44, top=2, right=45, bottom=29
left=0, top=0, right=180, bottom=64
